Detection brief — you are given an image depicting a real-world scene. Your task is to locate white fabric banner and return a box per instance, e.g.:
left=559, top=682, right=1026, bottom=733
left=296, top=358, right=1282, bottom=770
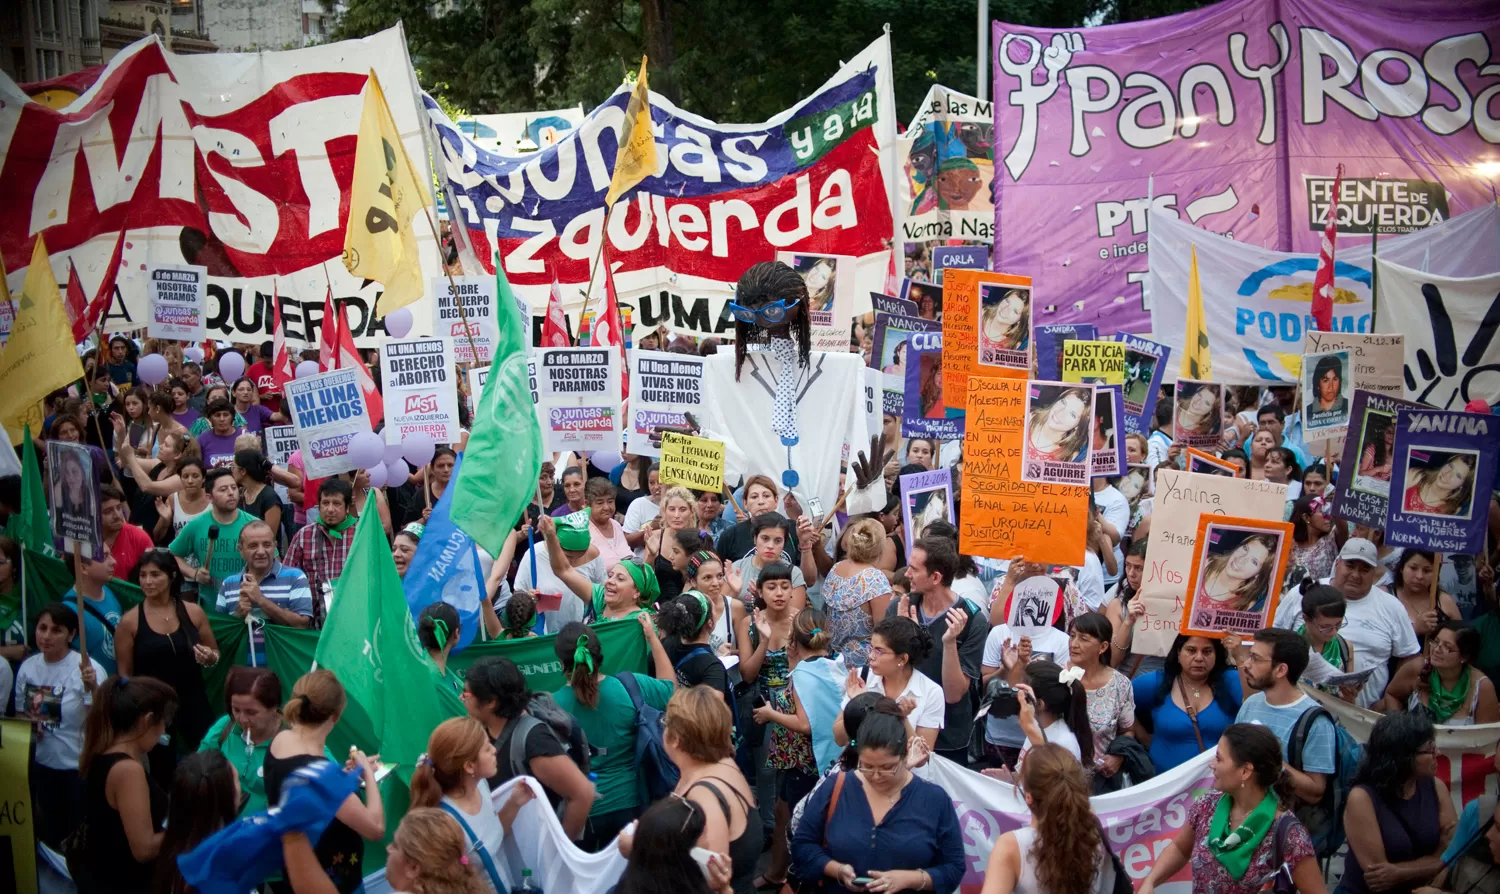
left=1375, top=258, right=1500, bottom=410
left=1147, top=204, right=1500, bottom=385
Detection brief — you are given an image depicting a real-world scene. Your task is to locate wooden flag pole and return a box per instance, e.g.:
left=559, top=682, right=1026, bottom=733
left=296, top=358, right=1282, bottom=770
left=72, top=541, right=87, bottom=666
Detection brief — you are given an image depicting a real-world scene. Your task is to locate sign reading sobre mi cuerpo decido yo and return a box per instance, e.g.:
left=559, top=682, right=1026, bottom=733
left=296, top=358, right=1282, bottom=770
left=432, top=275, right=498, bottom=364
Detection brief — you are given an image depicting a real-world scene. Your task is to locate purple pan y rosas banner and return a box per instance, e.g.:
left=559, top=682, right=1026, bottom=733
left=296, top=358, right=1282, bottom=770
left=991, top=0, right=1500, bottom=334
left=1384, top=408, right=1500, bottom=555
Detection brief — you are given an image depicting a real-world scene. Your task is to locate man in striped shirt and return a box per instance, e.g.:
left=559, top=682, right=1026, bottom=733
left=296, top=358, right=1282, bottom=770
left=218, top=520, right=313, bottom=661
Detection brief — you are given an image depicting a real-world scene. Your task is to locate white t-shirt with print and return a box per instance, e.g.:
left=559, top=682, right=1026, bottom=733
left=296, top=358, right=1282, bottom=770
left=14, top=651, right=107, bottom=770
left=1093, top=485, right=1129, bottom=586
left=1273, top=578, right=1420, bottom=707
left=841, top=668, right=946, bottom=732
left=983, top=623, right=1071, bottom=668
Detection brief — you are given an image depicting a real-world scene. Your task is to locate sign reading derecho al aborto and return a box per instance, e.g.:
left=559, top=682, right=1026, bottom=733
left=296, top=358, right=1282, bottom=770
left=381, top=336, right=460, bottom=444
left=659, top=432, right=726, bottom=492
left=1134, top=470, right=1288, bottom=657
left=536, top=347, right=620, bottom=452
left=626, top=350, right=706, bottom=457
left=1384, top=407, right=1500, bottom=555
left=264, top=425, right=301, bottom=466
left=285, top=368, right=371, bottom=478
left=432, top=275, right=498, bottom=364
left=147, top=263, right=207, bottom=341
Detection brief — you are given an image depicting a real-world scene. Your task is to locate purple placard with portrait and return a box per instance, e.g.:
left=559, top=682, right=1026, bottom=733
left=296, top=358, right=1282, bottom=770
left=872, top=312, right=942, bottom=417
left=1033, top=324, right=1095, bottom=381
left=1327, top=390, right=1424, bottom=529
left=902, top=334, right=964, bottom=440
left=1384, top=408, right=1500, bottom=554
left=871, top=292, right=919, bottom=317
left=1092, top=384, right=1126, bottom=478
left=1116, top=332, right=1169, bottom=437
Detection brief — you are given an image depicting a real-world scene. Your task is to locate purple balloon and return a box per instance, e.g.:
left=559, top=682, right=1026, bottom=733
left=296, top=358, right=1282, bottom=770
left=347, top=430, right=385, bottom=470
left=384, top=307, right=414, bottom=339
left=383, top=442, right=405, bottom=467
left=137, top=353, right=169, bottom=385
left=364, top=462, right=388, bottom=489
left=590, top=451, right=623, bottom=473
left=402, top=432, right=436, bottom=467
left=217, top=351, right=246, bottom=381
left=295, top=360, right=320, bottom=379
left=385, top=458, right=409, bottom=487
left=184, top=346, right=205, bottom=363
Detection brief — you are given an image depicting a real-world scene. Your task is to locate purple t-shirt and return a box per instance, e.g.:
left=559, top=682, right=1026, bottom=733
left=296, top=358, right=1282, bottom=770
left=172, top=408, right=201, bottom=428
left=198, top=429, right=243, bottom=468
left=239, top=405, right=274, bottom=433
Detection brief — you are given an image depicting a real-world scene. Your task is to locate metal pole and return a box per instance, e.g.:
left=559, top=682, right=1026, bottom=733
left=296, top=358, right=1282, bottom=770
left=977, top=0, right=990, bottom=101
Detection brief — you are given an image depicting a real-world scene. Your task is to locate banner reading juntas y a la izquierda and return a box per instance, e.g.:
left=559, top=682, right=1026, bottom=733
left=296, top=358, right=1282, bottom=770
left=990, top=1, right=1500, bottom=336
left=0, top=27, right=444, bottom=348
left=625, top=350, right=706, bottom=457
left=427, top=35, right=898, bottom=344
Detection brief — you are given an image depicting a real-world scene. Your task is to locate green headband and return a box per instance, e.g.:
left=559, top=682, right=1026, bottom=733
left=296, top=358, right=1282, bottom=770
left=556, top=510, right=592, bottom=551
left=432, top=618, right=450, bottom=651
left=684, top=589, right=711, bottom=628
left=938, top=156, right=979, bottom=173
left=621, top=559, right=660, bottom=605
left=572, top=632, right=596, bottom=674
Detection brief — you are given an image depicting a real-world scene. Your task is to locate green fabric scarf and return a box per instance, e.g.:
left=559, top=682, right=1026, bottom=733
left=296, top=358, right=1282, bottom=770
left=1428, top=666, right=1471, bottom=723
left=1207, top=791, right=1278, bottom=880
left=319, top=514, right=357, bottom=540
left=1297, top=624, right=1345, bottom=668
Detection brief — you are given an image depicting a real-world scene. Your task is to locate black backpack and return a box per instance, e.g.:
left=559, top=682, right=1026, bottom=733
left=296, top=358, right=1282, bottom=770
left=616, top=672, right=680, bottom=802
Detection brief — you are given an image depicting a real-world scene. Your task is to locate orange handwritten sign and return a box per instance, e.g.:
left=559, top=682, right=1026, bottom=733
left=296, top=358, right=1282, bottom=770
left=959, top=377, right=1088, bottom=566
left=942, top=270, right=1031, bottom=416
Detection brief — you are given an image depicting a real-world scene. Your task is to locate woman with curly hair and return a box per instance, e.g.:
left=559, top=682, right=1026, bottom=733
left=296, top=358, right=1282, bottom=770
left=383, top=808, right=491, bottom=894
left=1341, top=713, right=1456, bottom=894
left=981, top=743, right=1120, bottom=894
left=982, top=287, right=1031, bottom=352
left=1402, top=453, right=1476, bottom=518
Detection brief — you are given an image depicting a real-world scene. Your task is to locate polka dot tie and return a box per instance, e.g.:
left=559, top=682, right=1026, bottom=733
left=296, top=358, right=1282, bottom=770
left=770, top=337, right=800, bottom=441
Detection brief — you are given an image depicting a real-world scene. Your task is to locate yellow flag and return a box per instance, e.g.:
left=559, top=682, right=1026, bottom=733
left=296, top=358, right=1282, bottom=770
left=0, top=236, right=85, bottom=443
left=605, top=57, right=658, bottom=206
left=344, top=69, right=432, bottom=316
left=1181, top=243, right=1213, bottom=381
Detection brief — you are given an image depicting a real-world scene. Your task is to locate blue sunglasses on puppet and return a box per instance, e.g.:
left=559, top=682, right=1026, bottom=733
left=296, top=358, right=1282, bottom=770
left=728, top=297, right=801, bottom=326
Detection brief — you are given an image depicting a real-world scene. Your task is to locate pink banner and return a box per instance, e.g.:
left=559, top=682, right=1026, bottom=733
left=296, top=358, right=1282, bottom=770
left=991, top=0, right=1500, bottom=334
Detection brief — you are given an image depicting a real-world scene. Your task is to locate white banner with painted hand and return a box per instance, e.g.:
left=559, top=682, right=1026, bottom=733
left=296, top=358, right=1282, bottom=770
left=1375, top=258, right=1500, bottom=410
left=1147, top=204, right=1500, bottom=385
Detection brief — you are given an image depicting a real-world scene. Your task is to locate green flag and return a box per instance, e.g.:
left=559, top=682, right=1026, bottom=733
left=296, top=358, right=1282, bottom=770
left=450, top=259, right=544, bottom=556
left=313, top=508, right=462, bottom=782
left=5, top=427, right=51, bottom=554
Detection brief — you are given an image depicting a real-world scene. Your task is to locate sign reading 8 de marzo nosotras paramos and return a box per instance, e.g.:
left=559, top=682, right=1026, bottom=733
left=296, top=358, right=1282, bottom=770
left=536, top=347, right=620, bottom=452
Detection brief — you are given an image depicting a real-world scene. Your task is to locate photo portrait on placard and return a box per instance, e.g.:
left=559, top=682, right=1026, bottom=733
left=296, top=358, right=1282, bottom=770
left=1186, top=447, right=1238, bottom=477
left=916, top=350, right=945, bottom=419
left=1303, top=349, right=1353, bottom=439
left=1353, top=408, right=1397, bottom=496
left=1400, top=448, right=1479, bottom=520
left=900, top=468, right=955, bottom=549
left=790, top=253, right=840, bottom=320
left=48, top=439, right=102, bottom=551
left=977, top=281, right=1031, bottom=369
left=1172, top=380, right=1223, bottom=448
left=1182, top=518, right=1292, bottom=638
left=1021, top=381, right=1093, bottom=486
left=1091, top=384, right=1124, bottom=477
left=1123, top=347, right=1159, bottom=410
left=1119, top=463, right=1152, bottom=521
left=901, top=279, right=943, bottom=322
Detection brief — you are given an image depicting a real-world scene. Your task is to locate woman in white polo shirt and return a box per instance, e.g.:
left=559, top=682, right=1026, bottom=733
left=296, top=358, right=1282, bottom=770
left=836, top=616, right=944, bottom=748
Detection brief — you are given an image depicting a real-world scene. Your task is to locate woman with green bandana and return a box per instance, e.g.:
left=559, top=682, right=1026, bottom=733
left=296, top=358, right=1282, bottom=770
left=1380, top=621, right=1498, bottom=725
left=417, top=601, right=464, bottom=688
left=551, top=621, right=676, bottom=853
left=0, top=535, right=26, bottom=665
left=1139, top=723, right=1325, bottom=894
left=540, top=512, right=657, bottom=623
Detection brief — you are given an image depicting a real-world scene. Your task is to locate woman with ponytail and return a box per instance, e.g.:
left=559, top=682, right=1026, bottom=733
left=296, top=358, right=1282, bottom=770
left=408, top=717, right=534, bottom=891
left=1140, top=723, right=1324, bottom=894
left=265, top=670, right=384, bottom=894
left=499, top=590, right=538, bottom=640
left=80, top=674, right=178, bottom=893
left=979, top=661, right=1091, bottom=785
left=551, top=621, right=677, bottom=851
left=981, top=743, right=1119, bottom=894
left=383, top=808, right=490, bottom=894
left=417, top=602, right=463, bottom=677
left=234, top=448, right=282, bottom=532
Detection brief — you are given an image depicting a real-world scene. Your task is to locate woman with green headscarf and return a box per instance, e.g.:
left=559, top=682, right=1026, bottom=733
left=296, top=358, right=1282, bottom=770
left=1138, top=723, right=1325, bottom=894
left=551, top=621, right=676, bottom=853
left=540, top=512, right=658, bottom=623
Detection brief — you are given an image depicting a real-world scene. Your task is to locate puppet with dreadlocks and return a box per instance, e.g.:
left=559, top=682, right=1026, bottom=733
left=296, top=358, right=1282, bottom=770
left=659, top=261, right=889, bottom=521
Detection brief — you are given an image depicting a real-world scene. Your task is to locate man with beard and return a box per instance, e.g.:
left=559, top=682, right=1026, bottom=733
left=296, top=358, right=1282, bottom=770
left=1235, top=628, right=1333, bottom=805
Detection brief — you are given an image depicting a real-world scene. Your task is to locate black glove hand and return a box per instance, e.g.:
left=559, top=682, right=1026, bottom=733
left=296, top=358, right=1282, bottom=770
left=851, top=433, right=893, bottom=490
left=649, top=411, right=701, bottom=448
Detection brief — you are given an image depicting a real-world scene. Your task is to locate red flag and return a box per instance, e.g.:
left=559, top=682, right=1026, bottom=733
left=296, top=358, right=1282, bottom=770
left=319, top=288, right=338, bottom=370
left=65, top=260, right=89, bottom=343
left=83, top=229, right=126, bottom=338
left=271, top=282, right=295, bottom=390
left=597, top=250, right=629, bottom=399
left=541, top=277, right=571, bottom=348
left=1310, top=164, right=1343, bottom=332
left=332, top=301, right=384, bottom=425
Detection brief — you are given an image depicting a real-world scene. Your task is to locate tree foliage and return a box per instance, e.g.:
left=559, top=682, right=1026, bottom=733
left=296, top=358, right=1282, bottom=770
left=332, top=0, right=1173, bottom=124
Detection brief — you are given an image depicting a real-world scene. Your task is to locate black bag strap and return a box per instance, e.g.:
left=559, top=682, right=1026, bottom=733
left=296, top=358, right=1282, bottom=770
left=1287, top=705, right=1333, bottom=773
left=79, top=597, right=116, bottom=635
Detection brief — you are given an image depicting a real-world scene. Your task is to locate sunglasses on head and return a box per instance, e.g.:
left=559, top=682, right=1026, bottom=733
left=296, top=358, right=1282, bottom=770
left=728, top=298, right=801, bottom=326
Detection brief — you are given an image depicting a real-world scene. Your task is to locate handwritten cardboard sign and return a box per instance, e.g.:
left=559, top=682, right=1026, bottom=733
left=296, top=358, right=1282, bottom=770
left=959, top=377, right=1088, bottom=566
left=1134, top=470, right=1288, bottom=657
left=942, top=270, right=1031, bottom=417
left=659, top=432, right=726, bottom=493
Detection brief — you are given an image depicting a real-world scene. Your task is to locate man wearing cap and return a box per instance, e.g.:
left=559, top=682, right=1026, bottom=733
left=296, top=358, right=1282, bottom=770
left=513, top=511, right=605, bottom=632
left=1273, top=537, right=1421, bottom=708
